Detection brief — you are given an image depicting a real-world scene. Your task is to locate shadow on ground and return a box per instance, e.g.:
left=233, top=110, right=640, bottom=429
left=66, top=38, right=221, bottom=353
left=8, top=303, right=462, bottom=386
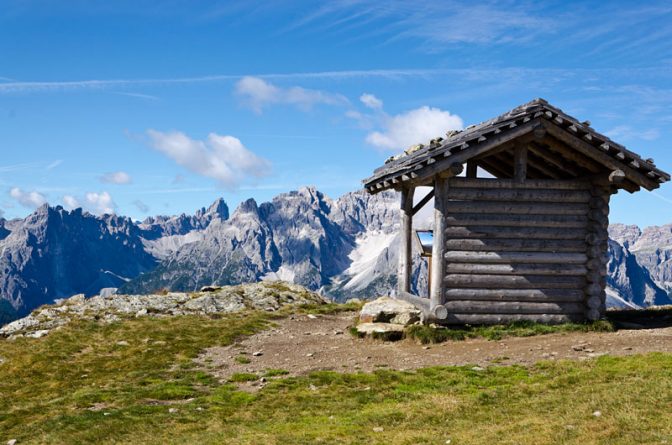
left=607, top=306, right=672, bottom=329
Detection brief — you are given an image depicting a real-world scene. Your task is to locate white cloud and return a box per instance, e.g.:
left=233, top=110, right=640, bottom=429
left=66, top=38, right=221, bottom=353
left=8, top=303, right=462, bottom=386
left=146, top=130, right=271, bottom=188
left=365, top=106, right=463, bottom=151
left=62, top=195, right=80, bottom=210
left=235, top=76, right=347, bottom=113
left=84, top=192, right=116, bottom=214
left=360, top=93, right=383, bottom=110
left=61, top=192, right=116, bottom=214
left=9, top=187, right=47, bottom=208
left=133, top=200, right=149, bottom=213
left=100, top=171, right=133, bottom=184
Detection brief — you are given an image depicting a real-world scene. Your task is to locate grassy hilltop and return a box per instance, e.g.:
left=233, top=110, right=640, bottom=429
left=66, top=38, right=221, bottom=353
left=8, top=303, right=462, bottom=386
left=0, top=298, right=671, bottom=444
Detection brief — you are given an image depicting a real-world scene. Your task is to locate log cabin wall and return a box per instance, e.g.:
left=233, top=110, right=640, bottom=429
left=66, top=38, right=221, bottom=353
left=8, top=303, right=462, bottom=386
left=438, top=176, right=600, bottom=324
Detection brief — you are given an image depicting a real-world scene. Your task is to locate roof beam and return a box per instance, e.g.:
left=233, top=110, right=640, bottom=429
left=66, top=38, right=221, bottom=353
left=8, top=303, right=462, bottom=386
left=541, top=120, right=659, bottom=190
left=404, top=119, right=541, bottom=186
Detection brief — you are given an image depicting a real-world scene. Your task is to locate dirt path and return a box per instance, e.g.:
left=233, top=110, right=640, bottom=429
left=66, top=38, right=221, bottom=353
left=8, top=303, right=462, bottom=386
left=199, top=312, right=672, bottom=386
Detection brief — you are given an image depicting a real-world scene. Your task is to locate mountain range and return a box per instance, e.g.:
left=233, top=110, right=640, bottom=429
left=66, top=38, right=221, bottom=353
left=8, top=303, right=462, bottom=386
left=1, top=186, right=670, bottom=324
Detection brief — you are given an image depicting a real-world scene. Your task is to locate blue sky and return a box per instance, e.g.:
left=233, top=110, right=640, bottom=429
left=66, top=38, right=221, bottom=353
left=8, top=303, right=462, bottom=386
left=1, top=1, right=671, bottom=227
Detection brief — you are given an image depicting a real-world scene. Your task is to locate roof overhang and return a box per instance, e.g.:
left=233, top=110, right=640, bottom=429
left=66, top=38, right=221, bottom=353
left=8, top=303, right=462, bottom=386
left=363, top=99, right=670, bottom=194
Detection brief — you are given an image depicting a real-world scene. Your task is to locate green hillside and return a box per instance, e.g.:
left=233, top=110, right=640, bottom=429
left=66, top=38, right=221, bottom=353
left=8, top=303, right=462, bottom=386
left=0, top=307, right=670, bottom=444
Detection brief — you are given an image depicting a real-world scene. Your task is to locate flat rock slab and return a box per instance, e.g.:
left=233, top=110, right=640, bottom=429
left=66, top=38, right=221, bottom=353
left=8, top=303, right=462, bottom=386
left=356, top=322, right=405, bottom=340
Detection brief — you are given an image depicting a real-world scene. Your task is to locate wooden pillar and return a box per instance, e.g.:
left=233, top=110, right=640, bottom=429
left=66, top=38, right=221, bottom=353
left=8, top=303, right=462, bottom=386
left=585, top=182, right=612, bottom=321
left=430, top=176, right=448, bottom=319
left=514, top=146, right=527, bottom=182
left=399, top=186, right=415, bottom=294
left=466, top=161, right=478, bottom=178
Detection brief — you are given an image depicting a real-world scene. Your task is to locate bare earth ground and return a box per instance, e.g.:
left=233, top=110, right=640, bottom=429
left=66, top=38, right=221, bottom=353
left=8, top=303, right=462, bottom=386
left=199, top=312, right=672, bottom=388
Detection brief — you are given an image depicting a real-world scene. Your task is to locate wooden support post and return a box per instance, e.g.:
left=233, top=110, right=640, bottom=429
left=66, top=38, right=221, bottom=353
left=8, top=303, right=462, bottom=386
left=514, top=146, right=527, bottom=182
left=466, top=161, right=478, bottom=178
left=584, top=182, right=611, bottom=320
left=430, top=176, right=448, bottom=319
left=399, top=186, right=415, bottom=294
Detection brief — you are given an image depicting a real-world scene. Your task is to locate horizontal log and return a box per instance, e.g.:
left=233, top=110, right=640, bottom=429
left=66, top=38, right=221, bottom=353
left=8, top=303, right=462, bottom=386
left=443, top=274, right=586, bottom=289
left=445, top=201, right=589, bottom=215
left=444, top=251, right=588, bottom=264
left=448, top=177, right=591, bottom=190
left=444, top=213, right=588, bottom=228
left=444, top=238, right=586, bottom=253
left=396, top=291, right=430, bottom=312
left=440, top=313, right=587, bottom=325
left=445, top=263, right=587, bottom=276
left=445, top=188, right=592, bottom=203
left=444, top=288, right=585, bottom=302
left=444, top=300, right=586, bottom=315
left=445, top=226, right=587, bottom=240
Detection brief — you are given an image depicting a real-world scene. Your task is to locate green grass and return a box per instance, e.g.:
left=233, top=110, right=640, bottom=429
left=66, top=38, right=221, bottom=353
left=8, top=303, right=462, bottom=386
left=263, top=369, right=290, bottom=377
left=229, top=373, right=259, bottom=383
left=0, top=309, right=670, bottom=444
left=235, top=355, right=251, bottom=364
left=405, top=320, right=615, bottom=344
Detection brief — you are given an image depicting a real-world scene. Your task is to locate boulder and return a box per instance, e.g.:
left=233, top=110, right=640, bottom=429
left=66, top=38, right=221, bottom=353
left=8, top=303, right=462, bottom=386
left=200, top=285, right=222, bottom=292
left=359, top=296, right=421, bottom=325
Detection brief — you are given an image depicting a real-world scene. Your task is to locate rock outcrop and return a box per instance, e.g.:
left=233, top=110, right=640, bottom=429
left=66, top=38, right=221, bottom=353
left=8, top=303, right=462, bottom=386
left=0, top=281, right=325, bottom=339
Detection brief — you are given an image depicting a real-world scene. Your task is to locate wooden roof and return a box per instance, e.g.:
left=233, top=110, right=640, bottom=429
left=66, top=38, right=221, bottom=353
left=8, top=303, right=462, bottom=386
left=363, top=98, right=670, bottom=194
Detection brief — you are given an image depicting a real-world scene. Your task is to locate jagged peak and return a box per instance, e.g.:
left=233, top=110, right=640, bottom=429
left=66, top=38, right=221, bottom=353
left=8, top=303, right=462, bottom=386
left=205, top=197, right=229, bottom=220
left=235, top=198, right=259, bottom=214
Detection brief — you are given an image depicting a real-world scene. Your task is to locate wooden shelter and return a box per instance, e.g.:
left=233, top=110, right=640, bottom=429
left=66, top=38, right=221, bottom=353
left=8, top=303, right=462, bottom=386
left=363, top=98, right=670, bottom=324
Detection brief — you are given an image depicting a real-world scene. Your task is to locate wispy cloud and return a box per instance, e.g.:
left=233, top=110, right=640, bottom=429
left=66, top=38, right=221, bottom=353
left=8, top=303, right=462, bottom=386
left=100, top=171, right=133, bottom=184
left=46, top=159, right=63, bottom=170
left=1, top=67, right=669, bottom=95
left=132, top=199, right=149, bottom=213
left=605, top=125, right=661, bottom=142
left=145, top=130, right=271, bottom=188
left=235, top=76, right=348, bottom=113
left=111, top=91, right=159, bottom=101
left=286, top=1, right=554, bottom=49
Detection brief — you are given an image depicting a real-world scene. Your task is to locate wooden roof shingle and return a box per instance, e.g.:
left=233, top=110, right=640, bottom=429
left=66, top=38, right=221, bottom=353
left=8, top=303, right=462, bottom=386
left=363, top=98, right=670, bottom=193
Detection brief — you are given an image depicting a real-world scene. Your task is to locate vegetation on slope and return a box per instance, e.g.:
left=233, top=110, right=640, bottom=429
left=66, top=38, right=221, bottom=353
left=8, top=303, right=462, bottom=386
left=0, top=307, right=670, bottom=444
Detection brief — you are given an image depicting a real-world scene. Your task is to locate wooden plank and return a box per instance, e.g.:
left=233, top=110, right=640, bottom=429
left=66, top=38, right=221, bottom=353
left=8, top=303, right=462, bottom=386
left=398, top=187, right=414, bottom=294
left=430, top=177, right=448, bottom=308
left=542, top=120, right=660, bottom=190
left=444, top=188, right=592, bottom=203
left=444, top=288, right=585, bottom=302
left=444, top=226, right=587, bottom=240
left=444, top=300, right=586, bottom=314
left=442, top=274, right=586, bottom=289
left=448, top=177, right=590, bottom=190
left=411, top=189, right=434, bottom=216
left=445, top=263, right=587, bottom=276
left=476, top=158, right=511, bottom=179
left=527, top=142, right=582, bottom=177
left=408, top=119, right=540, bottom=186
left=444, top=251, right=587, bottom=264
left=466, top=161, right=478, bottom=178
left=444, top=213, right=588, bottom=228
left=514, top=146, right=528, bottom=182
left=440, top=313, right=586, bottom=325
left=444, top=238, right=586, bottom=253
left=444, top=201, right=589, bottom=215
